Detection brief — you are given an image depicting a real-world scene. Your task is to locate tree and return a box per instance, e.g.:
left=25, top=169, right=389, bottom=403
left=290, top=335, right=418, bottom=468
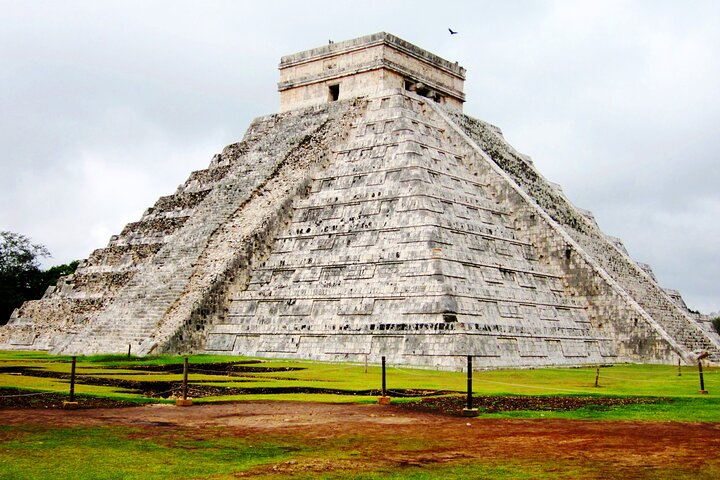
left=0, top=232, right=80, bottom=325
left=712, top=317, right=720, bottom=335
left=43, top=260, right=81, bottom=288
left=1, top=231, right=49, bottom=323
left=0, top=231, right=49, bottom=272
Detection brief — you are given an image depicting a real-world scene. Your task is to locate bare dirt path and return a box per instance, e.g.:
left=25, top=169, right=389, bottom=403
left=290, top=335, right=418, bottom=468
left=3, top=401, right=719, bottom=478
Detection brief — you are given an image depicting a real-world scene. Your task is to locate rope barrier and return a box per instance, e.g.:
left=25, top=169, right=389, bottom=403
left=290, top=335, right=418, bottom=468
left=184, top=366, right=304, bottom=375
left=185, top=367, right=234, bottom=376
left=184, top=364, right=360, bottom=376
left=389, top=365, right=439, bottom=377
left=385, top=389, right=442, bottom=397
left=590, top=372, right=718, bottom=383
left=474, top=378, right=610, bottom=394
left=0, top=389, right=68, bottom=398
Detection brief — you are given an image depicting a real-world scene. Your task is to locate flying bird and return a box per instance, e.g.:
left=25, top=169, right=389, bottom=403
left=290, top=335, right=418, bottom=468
left=448, top=28, right=458, bottom=35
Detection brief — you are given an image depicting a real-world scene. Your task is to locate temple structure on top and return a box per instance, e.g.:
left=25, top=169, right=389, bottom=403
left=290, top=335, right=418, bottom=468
left=279, top=32, right=465, bottom=112
left=2, top=33, right=717, bottom=369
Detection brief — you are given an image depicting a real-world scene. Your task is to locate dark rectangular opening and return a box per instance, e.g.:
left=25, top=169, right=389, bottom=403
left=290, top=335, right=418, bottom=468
left=328, top=84, right=340, bottom=102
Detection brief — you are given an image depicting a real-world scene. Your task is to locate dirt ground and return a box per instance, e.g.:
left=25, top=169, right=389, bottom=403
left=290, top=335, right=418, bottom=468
left=2, top=401, right=719, bottom=478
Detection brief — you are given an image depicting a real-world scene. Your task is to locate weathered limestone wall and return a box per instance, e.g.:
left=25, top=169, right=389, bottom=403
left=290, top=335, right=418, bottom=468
left=427, top=107, right=676, bottom=364
left=382, top=44, right=464, bottom=95
left=157, top=99, right=367, bottom=354
left=1, top=99, right=365, bottom=354
left=279, top=32, right=464, bottom=112
left=279, top=42, right=388, bottom=85
left=280, top=69, right=391, bottom=112
left=445, top=109, right=719, bottom=362
left=1, top=156, right=224, bottom=347
left=3, top=91, right=712, bottom=369
left=204, top=89, right=687, bottom=369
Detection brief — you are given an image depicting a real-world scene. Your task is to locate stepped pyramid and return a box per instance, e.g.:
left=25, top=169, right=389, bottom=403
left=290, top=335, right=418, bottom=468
left=2, top=33, right=718, bottom=368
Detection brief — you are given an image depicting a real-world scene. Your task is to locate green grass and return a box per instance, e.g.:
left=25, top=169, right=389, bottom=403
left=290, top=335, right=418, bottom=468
left=472, top=396, right=720, bottom=422
left=471, top=363, right=719, bottom=397
left=2, top=424, right=717, bottom=480
left=0, top=424, right=586, bottom=480
left=1, top=350, right=719, bottom=480
left=304, top=462, right=601, bottom=480
left=0, top=424, right=604, bottom=480
left=2, top=351, right=719, bottom=479
left=0, top=425, right=297, bottom=480
left=303, top=461, right=720, bottom=480
left=1, top=350, right=718, bottom=421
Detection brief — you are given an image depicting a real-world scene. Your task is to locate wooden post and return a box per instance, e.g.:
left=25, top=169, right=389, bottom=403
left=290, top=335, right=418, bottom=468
left=697, top=352, right=709, bottom=394
left=381, top=356, right=386, bottom=397
left=176, top=356, right=193, bottom=406
left=378, top=356, right=391, bottom=405
left=466, top=356, right=473, bottom=410
left=127, top=344, right=131, bottom=358
left=594, top=367, right=600, bottom=387
left=698, top=360, right=708, bottom=394
left=69, top=356, right=76, bottom=402
left=678, top=358, right=682, bottom=376
left=63, top=356, right=79, bottom=409
left=462, top=356, right=478, bottom=417
left=182, top=356, right=189, bottom=400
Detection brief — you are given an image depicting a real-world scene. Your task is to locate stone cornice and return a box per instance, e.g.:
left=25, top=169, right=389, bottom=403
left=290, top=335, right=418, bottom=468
left=278, top=57, right=466, bottom=102
left=280, top=32, right=466, bottom=80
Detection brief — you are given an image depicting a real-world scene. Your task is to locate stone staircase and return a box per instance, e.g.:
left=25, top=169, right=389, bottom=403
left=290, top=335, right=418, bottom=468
left=206, top=91, right=625, bottom=368
left=54, top=101, right=359, bottom=355
left=447, top=110, right=720, bottom=363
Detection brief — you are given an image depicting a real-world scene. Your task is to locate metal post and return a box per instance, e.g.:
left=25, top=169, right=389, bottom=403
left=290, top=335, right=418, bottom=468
left=69, top=356, right=77, bottom=402
left=466, top=356, right=473, bottom=410
left=127, top=344, right=131, bottom=358
left=381, top=356, right=386, bottom=397
left=595, top=367, right=600, bottom=388
left=182, top=356, right=189, bottom=401
left=678, top=358, right=682, bottom=376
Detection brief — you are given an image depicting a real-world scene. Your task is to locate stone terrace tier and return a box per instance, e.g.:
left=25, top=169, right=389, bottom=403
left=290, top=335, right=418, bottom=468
left=203, top=91, right=717, bottom=368
left=1, top=100, right=365, bottom=354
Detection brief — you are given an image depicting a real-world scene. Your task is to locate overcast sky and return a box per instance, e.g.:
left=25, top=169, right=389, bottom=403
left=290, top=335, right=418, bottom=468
left=1, top=0, right=718, bottom=313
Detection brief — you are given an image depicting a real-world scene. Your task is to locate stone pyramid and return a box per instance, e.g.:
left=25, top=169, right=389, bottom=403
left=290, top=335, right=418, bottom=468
left=2, top=33, right=718, bottom=368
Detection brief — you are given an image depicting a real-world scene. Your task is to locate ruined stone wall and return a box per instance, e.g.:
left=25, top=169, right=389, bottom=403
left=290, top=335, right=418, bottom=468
left=280, top=70, right=387, bottom=112
left=2, top=147, right=231, bottom=348
left=279, top=43, right=386, bottom=85
left=157, top=99, right=367, bottom=353
left=1, top=99, right=364, bottom=354
left=4, top=86, right=711, bottom=368
left=382, top=45, right=464, bottom=98
left=445, top=110, right=719, bottom=362
left=204, top=90, right=682, bottom=369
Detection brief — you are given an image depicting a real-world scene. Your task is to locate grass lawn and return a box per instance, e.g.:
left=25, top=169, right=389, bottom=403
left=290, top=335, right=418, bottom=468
left=1, top=351, right=719, bottom=479
left=0, top=424, right=611, bottom=480
left=0, top=351, right=718, bottom=419
left=0, top=425, right=298, bottom=480
left=1, top=420, right=717, bottom=479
